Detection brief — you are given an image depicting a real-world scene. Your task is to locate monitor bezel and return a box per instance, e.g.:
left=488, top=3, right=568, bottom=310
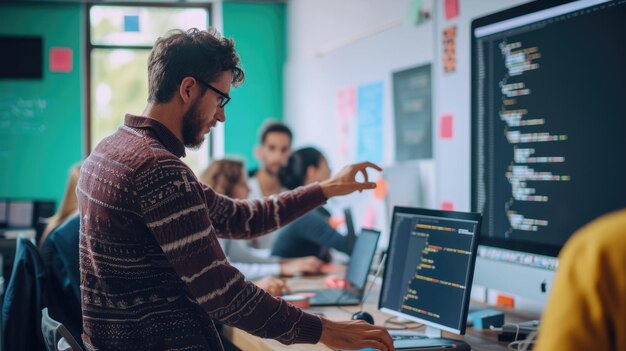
left=378, top=206, right=481, bottom=335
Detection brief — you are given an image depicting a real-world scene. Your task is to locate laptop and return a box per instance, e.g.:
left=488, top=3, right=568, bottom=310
left=298, top=228, right=380, bottom=306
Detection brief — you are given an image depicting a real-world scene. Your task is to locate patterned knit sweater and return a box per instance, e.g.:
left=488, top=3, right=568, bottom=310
left=77, top=115, right=326, bottom=350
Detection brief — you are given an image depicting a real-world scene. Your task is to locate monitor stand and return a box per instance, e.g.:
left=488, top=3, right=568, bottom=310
left=389, top=326, right=471, bottom=350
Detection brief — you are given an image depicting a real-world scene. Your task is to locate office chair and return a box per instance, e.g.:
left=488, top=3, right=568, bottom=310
left=41, top=307, right=84, bottom=351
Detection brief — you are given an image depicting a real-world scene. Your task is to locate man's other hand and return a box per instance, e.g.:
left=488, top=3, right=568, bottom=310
left=280, top=256, right=324, bottom=276
left=319, top=319, right=395, bottom=351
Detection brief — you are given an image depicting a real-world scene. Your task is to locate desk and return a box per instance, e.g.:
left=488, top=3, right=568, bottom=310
left=223, top=274, right=538, bottom=351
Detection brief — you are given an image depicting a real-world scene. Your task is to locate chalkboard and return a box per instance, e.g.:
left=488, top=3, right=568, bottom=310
left=0, top=4, right=83, bottom=207
left=0, top=94, right=48, bottom=136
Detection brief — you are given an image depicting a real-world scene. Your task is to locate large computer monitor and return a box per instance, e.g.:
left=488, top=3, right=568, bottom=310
left=471, top=0, right=626, bottom=303
left=379, top=207, right=481, bottom=347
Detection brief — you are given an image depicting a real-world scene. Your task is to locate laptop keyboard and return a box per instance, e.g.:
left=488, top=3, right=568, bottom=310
left=313, top=290, right=356, bottom=301
left=391, top=334, right=426, bottom=341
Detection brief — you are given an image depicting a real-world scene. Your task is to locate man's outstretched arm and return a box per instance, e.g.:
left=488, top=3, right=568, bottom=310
left=206, top=162, right=382, bottom=240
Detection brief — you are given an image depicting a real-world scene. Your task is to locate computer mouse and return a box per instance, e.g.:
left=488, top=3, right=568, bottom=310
left=351, top=311, right=374, bottom=325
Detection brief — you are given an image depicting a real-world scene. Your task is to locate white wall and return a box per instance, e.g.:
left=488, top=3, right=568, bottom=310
left=432, top=0, right=529, bottom=212
left=285, top=0, right=434, bottom=167
left=284, top=0, right=528, bottom=224
left=284, top=0, right=551, bottom=310
left=284, top=0, right=436, bottom=242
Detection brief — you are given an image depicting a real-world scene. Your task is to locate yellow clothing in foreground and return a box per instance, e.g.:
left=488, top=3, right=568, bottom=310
left=534, top=208, right=626, bottom=351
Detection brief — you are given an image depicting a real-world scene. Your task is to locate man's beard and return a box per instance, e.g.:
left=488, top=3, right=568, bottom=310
left=182, top=99, right=206, bottom=149
left=264, top=162, right=282, bottom=176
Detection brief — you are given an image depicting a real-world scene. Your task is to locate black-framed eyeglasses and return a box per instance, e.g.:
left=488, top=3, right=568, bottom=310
left=194, top=77, right=231, bottom=108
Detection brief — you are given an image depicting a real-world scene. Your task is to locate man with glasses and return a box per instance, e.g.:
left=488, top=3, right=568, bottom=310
left=77, top=28, right=393, bottom=351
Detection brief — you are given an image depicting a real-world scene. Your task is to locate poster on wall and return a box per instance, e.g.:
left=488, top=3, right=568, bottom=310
left=336, top=87, right=357, bottom=163
left=357, top=82, right=383, bottom=163
left=443, top=26, right=457, bottom=73
left=393, top=64, right=433, bottom=161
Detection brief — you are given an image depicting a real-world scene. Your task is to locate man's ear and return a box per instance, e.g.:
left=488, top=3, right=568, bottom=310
left=179, top=77, right=197, bottom=104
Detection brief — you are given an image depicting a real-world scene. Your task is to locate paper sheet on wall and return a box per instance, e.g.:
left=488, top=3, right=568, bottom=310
left=442, top=26, right=457, bottom=73
left=441, top=201, right=455, bottom=211
left=363, top=205, right=377, bottom=229
left=49, top=47, right=73, bottom=73
left=336, top=87, right=357, bottom=163
left=357, top=82, right=383, bottom=163
left=336, top=87, right=356, bottom=119
left=444, top=0, right=459, bottom=21
left=440, top=114, right=454, bottom=139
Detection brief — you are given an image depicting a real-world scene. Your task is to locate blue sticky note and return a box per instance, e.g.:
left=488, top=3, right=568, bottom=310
left=124, top=15, right=140, bottom=32
left=357, top=81, right=383, bottom=163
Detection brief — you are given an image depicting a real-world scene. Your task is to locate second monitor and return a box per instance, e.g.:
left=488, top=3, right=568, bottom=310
left=379, top=207, right=482, bottom=349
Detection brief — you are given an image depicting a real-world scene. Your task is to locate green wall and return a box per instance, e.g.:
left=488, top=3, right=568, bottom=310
left=0, top=2, right=284, bottom=207
left=222, top=2, right=286, bottom=170
left=0, top=3, right=84, bottom=208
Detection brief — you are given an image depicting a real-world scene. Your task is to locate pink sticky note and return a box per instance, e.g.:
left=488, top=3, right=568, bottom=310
left=345, top=87, right=356, bottom=117
left=336, top=90, right=345, bottom=118
left=50, top=47, right=73, bottom=73
left=440, top=114, right=453, bottom=139
left=363, top=206, right=376, bottom=229
left=444, top=0, right=459, bottom=20
left=336, top=87, right=357, bottom=119
left=441, top=201, right=455, bottom=211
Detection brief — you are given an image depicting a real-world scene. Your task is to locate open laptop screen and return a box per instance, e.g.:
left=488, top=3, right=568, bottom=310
left=379, top=207, right=481, bottom=335
left=346, top=229, right=379, bottom=290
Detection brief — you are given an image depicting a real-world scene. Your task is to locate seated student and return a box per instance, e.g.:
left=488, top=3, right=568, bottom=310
left=245, top=121, right=293, bottom=252
left=40, top=163, right=81, bottom=246
left=534, top=208, right=626, bottom=351
left=199, top=159, right=324, bottom=291
left=271, top=147, right=354, bottom=261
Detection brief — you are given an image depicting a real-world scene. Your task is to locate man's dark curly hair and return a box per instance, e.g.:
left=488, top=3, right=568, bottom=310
left=147, top=28, right=244, bottom=103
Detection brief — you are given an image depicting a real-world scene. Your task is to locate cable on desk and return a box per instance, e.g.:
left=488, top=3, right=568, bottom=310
left=383, top=316, right=424, bottom=330
left=507, top=330, right=536, bottom=351
left=492, top=322, right=537, bottom=351
left=335, top=290, right=360, bottom=315
left=337, top=305, right=359, bottom=315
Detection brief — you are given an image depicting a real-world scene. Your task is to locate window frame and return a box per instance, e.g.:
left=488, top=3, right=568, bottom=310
left=83, top=2, right=213, bottom=158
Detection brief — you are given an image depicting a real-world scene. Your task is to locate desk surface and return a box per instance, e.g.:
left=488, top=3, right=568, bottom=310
left=223, top=274, right=538, bottom=351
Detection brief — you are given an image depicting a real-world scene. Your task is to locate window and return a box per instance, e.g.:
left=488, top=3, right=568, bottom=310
left=88, top=4, right=211, bottom=174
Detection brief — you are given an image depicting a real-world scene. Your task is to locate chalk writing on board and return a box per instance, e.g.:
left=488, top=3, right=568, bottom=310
left=0, top=94, right=48, bottom=135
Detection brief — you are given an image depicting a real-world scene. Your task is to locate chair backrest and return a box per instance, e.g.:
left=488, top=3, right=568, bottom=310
left=41, top=307, right=84, bottom=351
left=2, top=236, right=46, bottom=351
left=40, top=214, right=82, bottom=340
